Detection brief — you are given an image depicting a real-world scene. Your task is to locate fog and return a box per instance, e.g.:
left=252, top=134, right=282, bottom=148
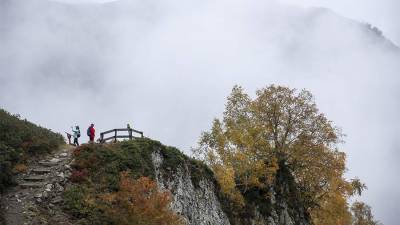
left=0, top=0, right=399, bottom=224
left=280, top=0, right=400, bottom=46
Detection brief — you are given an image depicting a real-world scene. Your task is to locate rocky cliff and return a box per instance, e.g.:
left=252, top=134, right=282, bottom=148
left=151, top=148, right=310, bottom=225
left=152, top=150, right=230, bottom=225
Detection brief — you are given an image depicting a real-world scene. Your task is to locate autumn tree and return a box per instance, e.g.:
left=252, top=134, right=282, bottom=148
left=351, top=201, right=381, bottom=225
left=100, top=172, right=184, bottom=225
left=195, top=85, right=368, bottom=224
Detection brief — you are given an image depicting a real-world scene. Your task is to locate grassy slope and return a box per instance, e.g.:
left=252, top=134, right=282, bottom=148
left=0, top=109, right=65, bottom=192
left=64, top=138, right=213, bottom=225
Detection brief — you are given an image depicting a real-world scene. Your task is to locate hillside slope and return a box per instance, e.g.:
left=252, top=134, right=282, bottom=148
left=0, top=109, right=65, bottom=224
left=0, top=109, right=64, bottom=192
left=64, top=139, right=310, bottom=225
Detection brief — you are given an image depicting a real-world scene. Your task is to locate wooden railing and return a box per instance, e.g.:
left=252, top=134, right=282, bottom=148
left=100, top=128, right=144, bottom=143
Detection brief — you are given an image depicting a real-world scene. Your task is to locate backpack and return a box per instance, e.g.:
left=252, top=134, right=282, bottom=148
left=87, top=127, right=91, bottom=137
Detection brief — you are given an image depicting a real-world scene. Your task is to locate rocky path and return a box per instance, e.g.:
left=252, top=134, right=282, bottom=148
left=1, top=145, right=75, bottom=225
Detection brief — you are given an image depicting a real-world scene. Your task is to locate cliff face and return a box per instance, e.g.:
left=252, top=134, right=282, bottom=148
left=151, top=150, right=310, bottom=225
left=152, top=151, right=230, bottom=225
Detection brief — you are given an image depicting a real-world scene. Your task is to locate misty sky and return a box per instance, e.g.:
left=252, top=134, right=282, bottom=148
left=1, top=0, right=399, bottom=224
left=281, top=0, right=400, bottom=46
left=57, top=0, right=400, bottom=45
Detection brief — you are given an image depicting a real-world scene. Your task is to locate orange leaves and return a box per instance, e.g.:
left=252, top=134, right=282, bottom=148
left=13, top=163, right=27, bottom=173
left=100, top=172, right=183, bottom=225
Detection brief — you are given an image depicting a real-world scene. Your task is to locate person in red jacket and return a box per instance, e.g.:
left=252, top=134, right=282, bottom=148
left=88, top=124, right=95, bottom=143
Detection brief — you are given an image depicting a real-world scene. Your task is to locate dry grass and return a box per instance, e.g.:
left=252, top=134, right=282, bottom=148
left=13, top=164, right=28, bottom=173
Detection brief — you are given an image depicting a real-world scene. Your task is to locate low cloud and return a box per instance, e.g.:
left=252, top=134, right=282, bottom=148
left=0, top=0, right=399, bottom=223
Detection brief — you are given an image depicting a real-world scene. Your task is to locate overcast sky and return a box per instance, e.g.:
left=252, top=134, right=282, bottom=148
left=1, top=0, right=399, bottom=224
left=56, top=0, right=400, bottom=45
left=280, top=0, right=400, bottom=45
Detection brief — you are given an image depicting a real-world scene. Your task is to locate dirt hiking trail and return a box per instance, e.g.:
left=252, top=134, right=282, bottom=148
left=1, top=145, right=75, bottom=225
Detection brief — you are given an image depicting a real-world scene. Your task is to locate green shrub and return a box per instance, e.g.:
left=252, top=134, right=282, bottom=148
left=64, top=185, right=112, bottom=225
left=72, top=140, right=156, bottom=191
left=63, top=185, right=90, bottom=217
left=0, top=108, right=64, bottom=192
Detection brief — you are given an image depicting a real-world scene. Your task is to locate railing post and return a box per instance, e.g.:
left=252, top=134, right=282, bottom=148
left=100, top=128, right=144, bottom=143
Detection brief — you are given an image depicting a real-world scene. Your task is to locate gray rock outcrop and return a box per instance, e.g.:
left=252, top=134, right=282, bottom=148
left=152, top=151, right=230, bottom=225
left=151, top=151, right=310, bottom=225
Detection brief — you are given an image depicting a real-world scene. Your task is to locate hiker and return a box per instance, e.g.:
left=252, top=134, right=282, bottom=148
left=127, top=123, right=132, bottom=139
left=65, top=132, right=72, bottom=145
left=71, top=126, right=81, bottom=146
left=86, top=126, right=90, bottom=141
left=88, top=124, right=95, bottom=143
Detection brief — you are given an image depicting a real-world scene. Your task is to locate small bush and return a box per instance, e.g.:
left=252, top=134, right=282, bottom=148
left=63, top=185, right=89, bottom=217
left=70, top=169, right=89, bottom=183
left=13, top=163, right=28, bottom=173
left=100, top=172, right=184, bottom=225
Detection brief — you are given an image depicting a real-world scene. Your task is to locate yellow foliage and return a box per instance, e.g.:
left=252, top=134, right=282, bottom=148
left=310, top=178, right=353, bottom=225
left=214, top=165, right=245, bottom=206
left=195, top=85, right=372, bottom=224
left=351, top=201, right=381, bottom=225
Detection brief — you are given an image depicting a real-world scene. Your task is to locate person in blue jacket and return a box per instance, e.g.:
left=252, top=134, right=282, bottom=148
left=71, top=125, right=81, bottom=146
